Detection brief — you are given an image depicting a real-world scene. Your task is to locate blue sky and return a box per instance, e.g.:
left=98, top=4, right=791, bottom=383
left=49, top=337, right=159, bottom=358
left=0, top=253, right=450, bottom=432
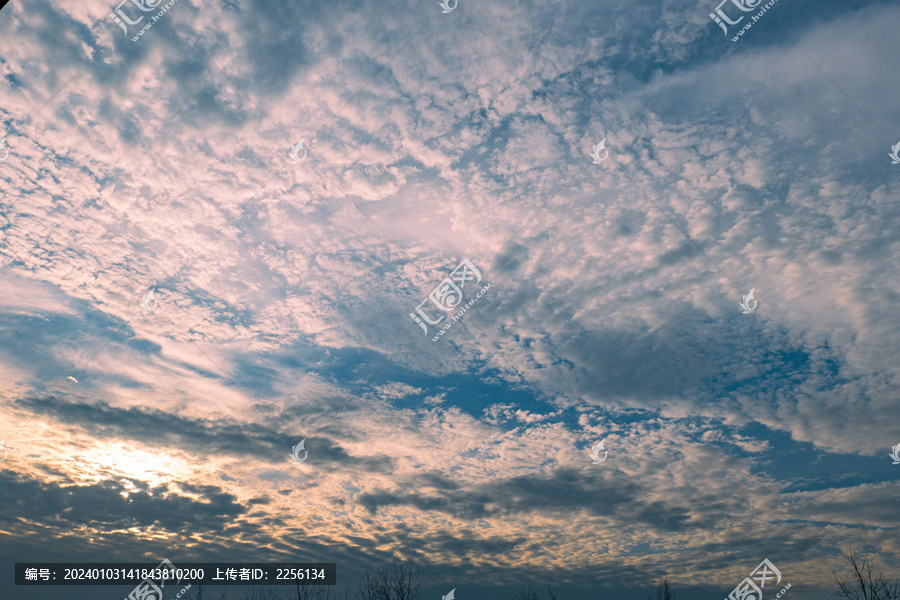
left=1, top=0, right=899, bottom=598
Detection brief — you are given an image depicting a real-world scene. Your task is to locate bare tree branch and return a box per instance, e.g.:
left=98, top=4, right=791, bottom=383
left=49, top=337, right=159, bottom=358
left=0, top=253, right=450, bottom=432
left=832, top=547, right=900, bottom=600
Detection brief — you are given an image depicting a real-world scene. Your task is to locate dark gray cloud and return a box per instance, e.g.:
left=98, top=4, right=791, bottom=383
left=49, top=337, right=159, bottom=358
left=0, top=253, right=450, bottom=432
left=12, top=394, right=395, bottom=475
left=358, top=467, right=695, bottom=532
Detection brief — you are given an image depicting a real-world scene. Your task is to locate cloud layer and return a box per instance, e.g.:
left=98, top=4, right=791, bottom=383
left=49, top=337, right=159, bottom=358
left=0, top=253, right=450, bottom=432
left=1, top=0, right=899, bottom=598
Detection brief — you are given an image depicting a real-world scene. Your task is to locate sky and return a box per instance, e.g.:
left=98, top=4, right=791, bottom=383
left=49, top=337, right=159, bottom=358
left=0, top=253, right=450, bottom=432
left=1, top=0, right=899, bottom=598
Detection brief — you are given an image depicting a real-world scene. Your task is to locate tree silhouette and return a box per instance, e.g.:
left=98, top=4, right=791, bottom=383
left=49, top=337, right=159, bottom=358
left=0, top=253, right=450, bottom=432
left=293, top=579, right=330, bottom=600
left=649, top=576, right=675, bottom=600
left=513, top=584, right=559, bottom=599
left=355, top=562, right=421, bottom=600
left=832, top=547, right=900, bottom=600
